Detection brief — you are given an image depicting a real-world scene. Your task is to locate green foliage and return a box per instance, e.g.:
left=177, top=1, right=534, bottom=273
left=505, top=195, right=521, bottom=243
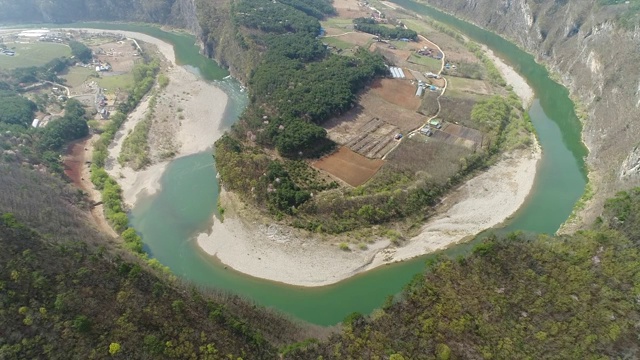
left=0, top=90, right=37, bottom=126
left=108, top=342, right=121, bottom=355
left=119, top=93, right=157, bottom=170
left=353, top=17, right=418, bottom=40
left=466, top=42, right=506, bottom=86
left=470, top=94, right=531, bottom=152
left=73, top=315, right=92, bottom=333
left=264, top=161, right=311, bottom=214
left=38, top=99, right=89, bottom=151
left=69, top=40, right=92, bottom=63
left=0, top=213, right=302, bottom=359
left=234, top=0, right=330, bottom=34
left=291, top=225, right=640, bottom=358
left=603, top=187, right=640, bottom=240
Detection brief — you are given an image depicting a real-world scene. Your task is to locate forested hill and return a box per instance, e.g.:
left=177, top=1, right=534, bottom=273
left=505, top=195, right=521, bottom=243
left=0, top=0, right=197, bottom=28
left=283, top=188, right=640, bottom=359
left=0, top=165, right=312, bottom=359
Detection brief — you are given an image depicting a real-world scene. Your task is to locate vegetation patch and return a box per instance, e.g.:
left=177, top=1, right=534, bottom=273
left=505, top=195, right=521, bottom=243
left=90, top=59, right=159, bottom=258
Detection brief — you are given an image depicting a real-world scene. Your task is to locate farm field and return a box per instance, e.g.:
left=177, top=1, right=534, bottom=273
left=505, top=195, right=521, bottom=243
left=332, top=0, right=373, bottom=18
left=0, top=42, right=71, bottom=69
left=322, top=37, right=353, bottom=50
left=370, top=78, right=421, bottom=110
left=60, top=66, right=94, bottom=88
left=431, top=122, right=486, bottom=151
left=96, top=73, right=134, bottom=92
left=313, top=146, right=385, bottom=186
left=407, top=53, right=441, bottom=72
left=385, top=136, right=473, bottom=184
left=447, top=76, right=491, bottom=96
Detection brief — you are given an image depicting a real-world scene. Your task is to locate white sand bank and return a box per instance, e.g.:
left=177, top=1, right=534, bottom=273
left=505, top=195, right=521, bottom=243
left=481, top=45, right=535, bottom=108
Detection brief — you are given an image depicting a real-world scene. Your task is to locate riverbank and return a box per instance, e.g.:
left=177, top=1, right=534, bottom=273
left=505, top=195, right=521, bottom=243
left=77, top=29, right=230, bottom=207
left=199, top=142, right=540, bottom=286
left=482, top=45, right=534, bottom=108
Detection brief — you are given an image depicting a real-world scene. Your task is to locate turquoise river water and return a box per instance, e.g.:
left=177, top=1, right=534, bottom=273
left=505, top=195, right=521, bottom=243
left=69, top=11, right=588, bottom=326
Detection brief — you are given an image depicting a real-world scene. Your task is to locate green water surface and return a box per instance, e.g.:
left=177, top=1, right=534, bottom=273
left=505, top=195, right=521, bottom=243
left=68, top=14, right=587, bottom=326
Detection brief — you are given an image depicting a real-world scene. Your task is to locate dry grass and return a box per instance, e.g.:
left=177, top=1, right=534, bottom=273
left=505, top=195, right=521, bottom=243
left=385, top=136, right=472, bottom=184
left=370, top=78, right=422, bottom=111
left=313, top=146, right=385, bottom=186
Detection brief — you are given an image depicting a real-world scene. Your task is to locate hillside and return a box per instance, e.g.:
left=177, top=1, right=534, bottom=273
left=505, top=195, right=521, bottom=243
left=415, top=0, right=640, bottom=229
left=0, top=166, right=312, bottom=359
left=284, top=187, right=640, bottom=359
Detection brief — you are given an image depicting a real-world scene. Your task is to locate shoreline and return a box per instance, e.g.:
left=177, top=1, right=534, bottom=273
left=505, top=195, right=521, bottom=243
left=197, top=54, right=541, bottom=287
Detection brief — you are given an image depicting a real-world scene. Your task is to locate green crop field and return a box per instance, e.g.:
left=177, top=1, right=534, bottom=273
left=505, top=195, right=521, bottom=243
left=321, top=18, right=354, bottom=29
left=322, top=36, right=354, bottom=50
left=408, top=53, right=441, bottom=71
left=60, top=67, right=95, bottom=87
left=0, top=42, right=71, bottom=69
left=96, top=73, right=134, bottom=91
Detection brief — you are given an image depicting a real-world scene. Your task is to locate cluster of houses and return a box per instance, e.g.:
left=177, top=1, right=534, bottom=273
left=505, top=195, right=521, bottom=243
left=419, top=119, right=442, bottom=137
left=96, top=92, right=110, bottom=119
left=415, top=80, right=440, bottom=97
left=17, top=29, right=67, bottom=43
left=416, top=47, right=442, bottom=60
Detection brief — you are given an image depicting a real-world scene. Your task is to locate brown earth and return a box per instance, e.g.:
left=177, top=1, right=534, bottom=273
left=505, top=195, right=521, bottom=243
left=431, top=122, right=486, bottom=151
left=332, top=0, right=370, bottom=18
left=63, top=136, right=118, bottom=238
left=92, top=40, right=139, bottom=73
left=418, top=31, right=479, bottom=65
left=357, top=90, right=425, bottom=132
left=370, top=78, right=421, bottom=111
left=313, top=146, right=385, bottom=186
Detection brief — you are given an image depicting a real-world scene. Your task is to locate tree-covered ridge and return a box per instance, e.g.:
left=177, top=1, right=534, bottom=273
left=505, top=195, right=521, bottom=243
left=284, top=189, right=640, bottom=359
left=0, top=212, right=308, bottom=359
left=353, top=17, right=418, bottom=40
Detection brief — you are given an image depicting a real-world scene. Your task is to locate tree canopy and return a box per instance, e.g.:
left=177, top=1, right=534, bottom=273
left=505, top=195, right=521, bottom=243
left=353, top=17, right=418, bottom=40
left=0, top=90, right=37, bottom=126
left=69, top=40, right=92, bottom=63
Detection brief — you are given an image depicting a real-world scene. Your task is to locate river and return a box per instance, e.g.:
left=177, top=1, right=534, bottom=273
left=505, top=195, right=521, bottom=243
left=71, top=11, right=587, bottom=326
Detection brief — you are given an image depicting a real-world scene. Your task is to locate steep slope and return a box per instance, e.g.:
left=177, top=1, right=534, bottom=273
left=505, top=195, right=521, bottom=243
left=417, top=0, right=640, bottom=228
left=0, top=164, right=311, bottom=359
left=284, top=188, right=640, bottom=359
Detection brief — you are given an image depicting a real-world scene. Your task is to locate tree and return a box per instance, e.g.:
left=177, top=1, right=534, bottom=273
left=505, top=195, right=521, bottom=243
left=108, top=342, right=121, bottom=356
left=69, top=40, right=92, bottom=63
left=0, top=90, right=37, bottom=126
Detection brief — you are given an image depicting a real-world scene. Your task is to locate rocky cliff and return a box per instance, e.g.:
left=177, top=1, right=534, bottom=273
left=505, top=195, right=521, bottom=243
left=422, top=0, right=640, bottom=227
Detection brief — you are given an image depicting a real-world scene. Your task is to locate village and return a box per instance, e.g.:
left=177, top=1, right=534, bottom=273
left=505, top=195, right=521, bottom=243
left=313, top=0, right=506, bottom=188
left=0, top=29, right=142, bottom=130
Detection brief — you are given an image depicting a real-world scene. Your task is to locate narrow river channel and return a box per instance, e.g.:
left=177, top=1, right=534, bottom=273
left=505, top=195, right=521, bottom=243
left=72, top=9, right=588, bottom=326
